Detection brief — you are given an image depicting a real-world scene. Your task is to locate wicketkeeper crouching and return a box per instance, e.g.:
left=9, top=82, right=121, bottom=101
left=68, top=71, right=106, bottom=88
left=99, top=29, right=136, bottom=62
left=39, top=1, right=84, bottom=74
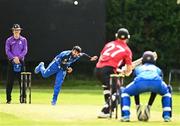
left=120, top=51, right=172, bottom=122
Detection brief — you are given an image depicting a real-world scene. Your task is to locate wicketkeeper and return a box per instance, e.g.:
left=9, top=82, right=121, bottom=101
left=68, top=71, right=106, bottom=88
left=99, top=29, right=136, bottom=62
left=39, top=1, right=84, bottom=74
left=34, top=46, right=98, bottom=105
left=121, top=51, right=172, bottom=122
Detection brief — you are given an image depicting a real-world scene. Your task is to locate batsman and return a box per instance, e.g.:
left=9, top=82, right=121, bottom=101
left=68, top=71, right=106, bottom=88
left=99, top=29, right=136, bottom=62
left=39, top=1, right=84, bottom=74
left=34, top=46, right=98, bottom=105
left=121, top=51, right=172, bottom=122
left=95, top=28, right=133, bottom=118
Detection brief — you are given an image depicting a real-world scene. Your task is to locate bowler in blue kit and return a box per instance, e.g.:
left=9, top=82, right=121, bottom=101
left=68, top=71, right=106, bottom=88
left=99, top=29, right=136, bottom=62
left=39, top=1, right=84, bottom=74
left=121, top=51, right=172, bottom=122
left=34, top=46, right=98, bottom=105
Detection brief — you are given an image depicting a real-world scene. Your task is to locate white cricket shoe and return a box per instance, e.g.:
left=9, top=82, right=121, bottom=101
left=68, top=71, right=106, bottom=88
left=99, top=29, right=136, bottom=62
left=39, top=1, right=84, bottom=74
left=164, top=116, right=171, bottom=122
left=97, top=112, right=110, bottom=118
left=121, top=116, right=130, bottom=122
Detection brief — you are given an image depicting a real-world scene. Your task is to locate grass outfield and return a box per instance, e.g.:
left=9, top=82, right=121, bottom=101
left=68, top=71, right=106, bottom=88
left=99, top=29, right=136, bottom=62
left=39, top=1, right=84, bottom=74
left=0, top=80, right=180, bottom=126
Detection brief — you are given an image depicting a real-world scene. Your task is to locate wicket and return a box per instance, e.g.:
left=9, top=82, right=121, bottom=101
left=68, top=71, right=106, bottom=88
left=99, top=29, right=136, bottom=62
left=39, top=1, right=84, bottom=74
left=109, top=74, right=124, bottom=119
left=168, top=69, right=180, bottom=117
left=20, top=72, right=32, bottom=104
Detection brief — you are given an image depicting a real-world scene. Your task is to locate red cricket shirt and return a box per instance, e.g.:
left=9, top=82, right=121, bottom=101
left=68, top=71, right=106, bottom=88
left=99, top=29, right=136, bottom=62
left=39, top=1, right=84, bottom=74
left=96, top=39, right=132, bottom=70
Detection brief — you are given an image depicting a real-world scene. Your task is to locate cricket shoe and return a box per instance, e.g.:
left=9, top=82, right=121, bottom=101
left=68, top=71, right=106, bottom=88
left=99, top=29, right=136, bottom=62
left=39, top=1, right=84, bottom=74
left=164, top=116, right=171, bottom=122
left=121, top=116, right=130, bottom=122
left=34, top=62, right=44, bottom=74
left=97, top=112, right=110, bottom=118
left=6, top=100, right=11, bottom=104
left=51, top=101, right=57, bottom=106
left=136, top=105, right=143, bottom=121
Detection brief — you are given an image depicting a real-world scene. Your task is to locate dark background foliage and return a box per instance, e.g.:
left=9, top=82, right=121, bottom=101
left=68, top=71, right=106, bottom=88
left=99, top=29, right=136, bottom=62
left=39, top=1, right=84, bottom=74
left=106, top=0, right=180, bottom=75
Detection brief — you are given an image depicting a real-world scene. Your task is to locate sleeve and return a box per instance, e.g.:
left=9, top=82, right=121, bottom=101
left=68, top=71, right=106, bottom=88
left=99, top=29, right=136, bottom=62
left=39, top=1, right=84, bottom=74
left=54, top=51, right=69, bottom=63
left=80, top=53, right=91, bottom=59
left=54, top=52, right=64, bottom=62
left=5, top=39, right=14, bottom=60
left=124, top=49, right=132, bottom=65
left=157, top=67, right=163, bottom=77
left=19, top=38, right=28, bottom=59
left=133, top=67, right=138, bottom=77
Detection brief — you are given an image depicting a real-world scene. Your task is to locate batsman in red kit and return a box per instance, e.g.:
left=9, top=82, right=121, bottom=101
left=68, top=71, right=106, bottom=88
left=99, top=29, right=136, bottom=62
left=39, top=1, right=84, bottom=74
left=95, top=28, right=133, bottom=118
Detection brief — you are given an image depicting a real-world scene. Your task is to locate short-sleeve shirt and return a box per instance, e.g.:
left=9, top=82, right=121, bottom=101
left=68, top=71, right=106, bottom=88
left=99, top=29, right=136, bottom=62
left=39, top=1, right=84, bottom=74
left=96, top=39, right=132, bottom=70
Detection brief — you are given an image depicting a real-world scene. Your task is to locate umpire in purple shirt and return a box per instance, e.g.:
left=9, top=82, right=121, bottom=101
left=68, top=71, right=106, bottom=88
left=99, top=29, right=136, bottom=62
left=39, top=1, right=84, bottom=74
left=5, top=24, right=28, bottom=104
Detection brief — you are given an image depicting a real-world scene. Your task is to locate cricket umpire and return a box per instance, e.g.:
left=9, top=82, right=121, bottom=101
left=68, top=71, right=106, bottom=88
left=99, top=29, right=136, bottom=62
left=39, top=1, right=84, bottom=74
left=5, top=24, right=28, bottom=104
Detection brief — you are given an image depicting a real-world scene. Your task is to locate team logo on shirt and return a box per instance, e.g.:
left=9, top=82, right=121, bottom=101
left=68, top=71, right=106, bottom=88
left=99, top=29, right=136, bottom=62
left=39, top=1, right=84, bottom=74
left=19, top=41, right=22, bottom=44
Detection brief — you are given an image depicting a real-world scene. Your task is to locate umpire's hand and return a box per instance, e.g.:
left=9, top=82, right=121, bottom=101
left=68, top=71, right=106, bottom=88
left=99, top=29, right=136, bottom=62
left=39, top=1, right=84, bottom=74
left=13, top=56, right=20, bottom=64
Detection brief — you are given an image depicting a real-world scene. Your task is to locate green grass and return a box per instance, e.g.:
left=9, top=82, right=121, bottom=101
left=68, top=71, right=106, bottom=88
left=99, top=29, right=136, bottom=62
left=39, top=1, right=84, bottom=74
left=0, top=80, right=180, bottom=126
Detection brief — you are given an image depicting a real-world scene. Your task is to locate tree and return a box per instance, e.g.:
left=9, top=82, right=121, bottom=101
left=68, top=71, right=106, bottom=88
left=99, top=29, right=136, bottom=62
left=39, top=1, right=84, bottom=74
left=106, top=0, right=180, bottom=73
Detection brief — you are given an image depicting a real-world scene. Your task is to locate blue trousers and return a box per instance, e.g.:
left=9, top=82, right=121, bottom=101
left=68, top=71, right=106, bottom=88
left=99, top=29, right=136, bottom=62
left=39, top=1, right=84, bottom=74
left=121, top=78, right=171, bottom=118
left=39, top=60, right=67, bottom=103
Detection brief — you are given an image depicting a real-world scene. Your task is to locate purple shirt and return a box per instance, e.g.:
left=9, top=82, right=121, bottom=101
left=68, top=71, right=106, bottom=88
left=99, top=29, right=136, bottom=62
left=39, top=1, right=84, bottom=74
left=5, top=36, right=28, bottom=61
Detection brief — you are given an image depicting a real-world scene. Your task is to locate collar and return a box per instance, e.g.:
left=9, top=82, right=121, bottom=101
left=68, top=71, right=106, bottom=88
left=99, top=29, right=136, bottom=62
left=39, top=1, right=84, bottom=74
left=13, top=35, right=21, bottom=40
left=115, top=39, right=126, bottom=43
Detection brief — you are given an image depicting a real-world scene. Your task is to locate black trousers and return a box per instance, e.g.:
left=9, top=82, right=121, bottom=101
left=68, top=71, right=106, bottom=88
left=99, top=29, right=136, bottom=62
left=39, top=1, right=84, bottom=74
left=6, top=60, right=26, bottom=102
left=95, top=66, right=117, bottom=113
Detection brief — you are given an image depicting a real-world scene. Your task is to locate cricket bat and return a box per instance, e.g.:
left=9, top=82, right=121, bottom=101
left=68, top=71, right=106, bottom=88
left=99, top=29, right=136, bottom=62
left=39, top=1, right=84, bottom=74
left=117, top=51, right=157, bottom=73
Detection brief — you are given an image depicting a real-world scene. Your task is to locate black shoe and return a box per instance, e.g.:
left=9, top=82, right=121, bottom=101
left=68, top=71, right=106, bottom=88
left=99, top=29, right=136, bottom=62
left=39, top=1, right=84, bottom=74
left=6, top=100, right=11, bottom=104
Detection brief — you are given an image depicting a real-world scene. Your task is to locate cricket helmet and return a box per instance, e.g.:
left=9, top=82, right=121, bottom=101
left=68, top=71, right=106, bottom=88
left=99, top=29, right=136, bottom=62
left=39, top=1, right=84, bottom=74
left=72, top=46, right=82, bottom=53
left=116, top=28, right=130, bottom=40
left=142, top=51, right=156, bottom=64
